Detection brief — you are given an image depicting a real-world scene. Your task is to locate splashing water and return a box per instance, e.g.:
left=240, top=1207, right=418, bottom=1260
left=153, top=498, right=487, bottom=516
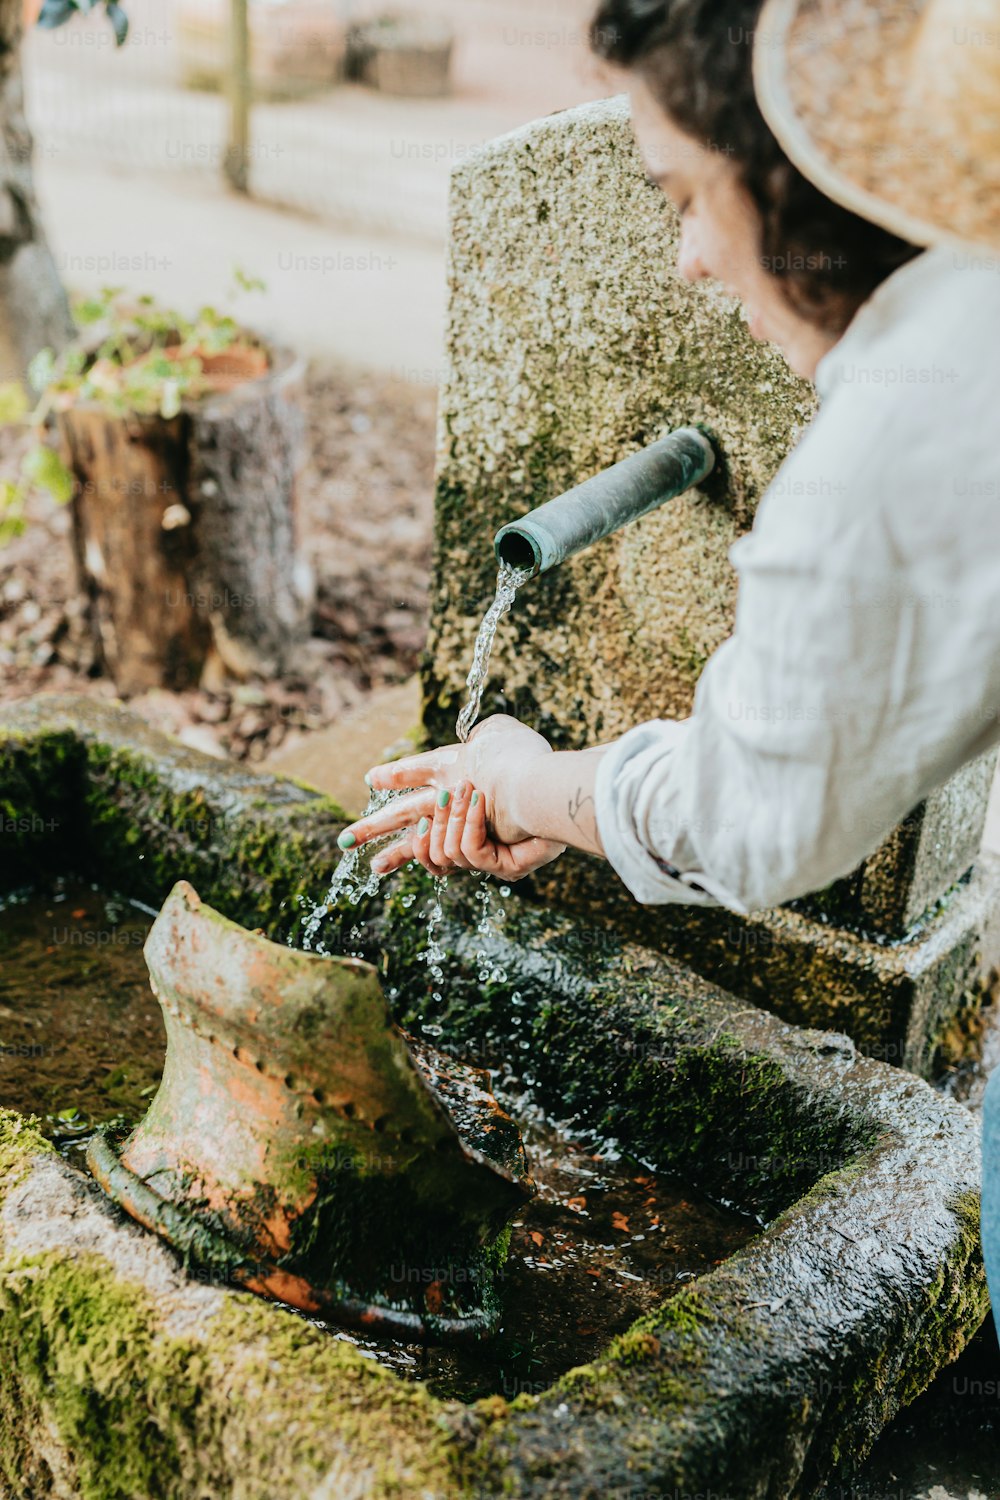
left=456, top=562, right=530, bottom=743
left=300, top=784, right=400, bottom=952
left=301, top=562, right=530, bottom=953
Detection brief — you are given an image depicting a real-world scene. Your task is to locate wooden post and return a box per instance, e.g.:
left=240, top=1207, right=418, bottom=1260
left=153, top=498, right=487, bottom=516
left=224, top=0, right=250, bottom=193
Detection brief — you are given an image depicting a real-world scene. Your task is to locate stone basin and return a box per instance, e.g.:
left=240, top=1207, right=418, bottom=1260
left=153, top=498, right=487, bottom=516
left=0, top=694, right=988, bottom=1498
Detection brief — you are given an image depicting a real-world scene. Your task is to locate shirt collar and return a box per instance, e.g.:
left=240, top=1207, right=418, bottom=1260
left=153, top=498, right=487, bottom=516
left=813, top=246, right=946, bottom=400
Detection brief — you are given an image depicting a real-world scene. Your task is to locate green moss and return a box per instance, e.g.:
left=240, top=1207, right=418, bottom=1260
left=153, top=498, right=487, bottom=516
left=0, top=1250, right=464, bottom=1500
left=889, top=1187, right=989, bottom=1410
left=0, top=1111, right=52, bottom=1207
left=380, top=871, right=877, bottom=1220
left=77, top=740, right=350, bottom=940
left=669, top=623, right=710, bottom=680
left=0, top=729, right=85, bottom=888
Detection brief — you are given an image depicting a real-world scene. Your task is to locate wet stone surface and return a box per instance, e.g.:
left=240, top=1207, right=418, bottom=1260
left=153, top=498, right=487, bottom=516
left=316, top=1088, right=755, bottom=1404
left=937, top=982, right=1000, bottom=1119
left=837, top=987, right=1000, bottom=1500
left=0, top=879, right=161, bottom=1151
left=829, top=1318, right=1000, bottom=1500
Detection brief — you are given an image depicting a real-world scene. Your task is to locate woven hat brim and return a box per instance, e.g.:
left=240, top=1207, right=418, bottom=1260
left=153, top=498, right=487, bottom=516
left=753, top=0, right=1000, bottom=251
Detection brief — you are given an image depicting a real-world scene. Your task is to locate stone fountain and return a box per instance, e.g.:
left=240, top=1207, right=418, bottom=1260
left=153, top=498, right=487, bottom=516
left=423, top=93, right=1000, bottom=1081
left=0, top=95, right=995, bottom=1499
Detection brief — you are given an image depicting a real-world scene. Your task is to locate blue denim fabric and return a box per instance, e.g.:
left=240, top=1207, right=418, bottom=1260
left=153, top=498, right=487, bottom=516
left=980, top=1065, right=1000, bottom=1342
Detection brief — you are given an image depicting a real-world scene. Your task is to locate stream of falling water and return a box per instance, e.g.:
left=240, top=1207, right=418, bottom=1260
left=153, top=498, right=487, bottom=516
left=300, top=561, right=530, bottom=958
left=455, top=562, right=526, bottom=742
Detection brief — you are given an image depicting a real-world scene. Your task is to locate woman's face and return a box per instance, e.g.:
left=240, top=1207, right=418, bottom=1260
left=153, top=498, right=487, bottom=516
left=628, top=72, right=837, bottom=380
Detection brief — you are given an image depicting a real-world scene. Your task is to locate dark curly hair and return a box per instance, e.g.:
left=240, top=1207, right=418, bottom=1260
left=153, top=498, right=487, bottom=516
left=591, top=0, right=920, bottom=334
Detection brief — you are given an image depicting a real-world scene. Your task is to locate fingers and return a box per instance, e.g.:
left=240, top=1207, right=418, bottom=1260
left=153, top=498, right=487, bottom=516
left=441, top=782, right=474, bottom=865
left=359, top=780, right=563, bottom=882
left=428, top=787, right=451, bottom=869
left=360, top=783, right=564, bottom=886
left=365, top=746, right=462, bottom=793
left=499, top=837, right=567, bottom=880
left=460, top=788, right=500, bottom=872
left=411, top=813, right=450, bottom=878
left=368, top=784, right=478, bottom=879
left=369, top=833, right=416, bottom=878
left=428, top=783, right=476, bottom=870
left=339, top=789, right=435, bottom=851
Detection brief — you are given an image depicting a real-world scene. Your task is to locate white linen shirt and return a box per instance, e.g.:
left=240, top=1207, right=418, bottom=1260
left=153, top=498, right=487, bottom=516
left=593, top=246, right=1000, bottom=912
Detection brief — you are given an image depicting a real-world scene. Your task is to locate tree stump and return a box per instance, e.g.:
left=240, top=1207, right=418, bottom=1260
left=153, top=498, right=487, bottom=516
left=346, top=16, right=453, bottom=98
left=57, top=346, right=310, bottom=695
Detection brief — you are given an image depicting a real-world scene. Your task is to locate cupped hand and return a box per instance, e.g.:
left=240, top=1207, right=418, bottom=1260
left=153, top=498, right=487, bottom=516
left=338, top=715, right=566, bottom=880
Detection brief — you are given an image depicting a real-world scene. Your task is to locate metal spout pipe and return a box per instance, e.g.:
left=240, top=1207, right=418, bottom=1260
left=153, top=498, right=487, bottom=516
left=493, top=425, right=716, bottom=577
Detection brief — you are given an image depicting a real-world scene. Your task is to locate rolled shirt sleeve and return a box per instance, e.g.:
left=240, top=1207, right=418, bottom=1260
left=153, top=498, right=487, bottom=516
left=595, top=719, right=734, bottom=908
left=593, top=248, right=1000, bottom=912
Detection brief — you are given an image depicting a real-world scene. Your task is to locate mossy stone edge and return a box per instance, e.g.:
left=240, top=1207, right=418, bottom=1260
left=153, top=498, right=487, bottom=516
left=0, top=695, right=988, bottom=1498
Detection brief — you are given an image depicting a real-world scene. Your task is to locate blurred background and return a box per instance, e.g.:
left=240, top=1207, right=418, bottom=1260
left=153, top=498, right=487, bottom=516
left=0, top=0, right=610, bottom=789
left=20, top=0, right=606, bottom=369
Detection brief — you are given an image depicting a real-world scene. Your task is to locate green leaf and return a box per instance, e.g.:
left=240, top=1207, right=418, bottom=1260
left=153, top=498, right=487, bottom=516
left=22, top=445, right=74, bottom=505
left=233, top=266, right=267, bottom=294
left=0, top=480, right=26, bottom=547
left=0, top=382, right=29, bottom=423
left=61, top=347, right=87, bottom=380
left=159, top=381, right=181, bottom=420
left=36, top=0, right=78, bottom=30
left=75, top=298, right=110, bottom=326
left=145, top=354, right=177, bottom=378
left=105, top=0, right=128, bottom=46
left=0, top=516, right=26, bottom=543
left=26, top=347, right=56, bottom=394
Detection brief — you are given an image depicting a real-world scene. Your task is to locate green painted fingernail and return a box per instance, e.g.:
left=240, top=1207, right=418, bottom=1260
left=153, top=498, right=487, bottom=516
left=471, top=790, right=480, bottom=805
left=418, top=817, right=429, bottom=835
left=437, top=788, right=450, bottom=808
left=364, top=772, right=373, bottom=788
left=338, top=831, right=356, bottom=849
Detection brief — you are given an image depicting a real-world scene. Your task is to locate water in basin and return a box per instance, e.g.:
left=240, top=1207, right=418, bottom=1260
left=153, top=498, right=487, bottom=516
left=0, top=877, right=757, bottom=1399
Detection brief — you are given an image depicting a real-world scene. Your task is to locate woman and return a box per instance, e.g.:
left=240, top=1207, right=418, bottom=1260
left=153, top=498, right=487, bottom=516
left=338, top=0, right=1000, bottom=928
left=752, top=0, right=1000, bottom=1353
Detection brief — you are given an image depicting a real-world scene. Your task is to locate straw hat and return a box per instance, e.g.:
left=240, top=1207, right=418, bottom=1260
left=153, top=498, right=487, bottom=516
left=753, top=0, right=1000, bottom=249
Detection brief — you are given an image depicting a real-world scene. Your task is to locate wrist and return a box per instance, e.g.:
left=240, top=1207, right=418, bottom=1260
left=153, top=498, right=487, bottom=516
left=494, top=756, right=537, bottom=839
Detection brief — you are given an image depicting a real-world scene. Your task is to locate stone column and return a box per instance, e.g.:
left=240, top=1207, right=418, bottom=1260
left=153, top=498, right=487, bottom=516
left=424, top=95, right=1000, bottom=1077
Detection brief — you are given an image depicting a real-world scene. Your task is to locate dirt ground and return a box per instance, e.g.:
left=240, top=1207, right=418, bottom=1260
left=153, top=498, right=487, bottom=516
left=0, top=362, right=438, bottom=760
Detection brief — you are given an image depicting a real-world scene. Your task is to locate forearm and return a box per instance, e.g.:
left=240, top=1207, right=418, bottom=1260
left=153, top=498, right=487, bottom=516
left=503, top=747, right=608, bottom=856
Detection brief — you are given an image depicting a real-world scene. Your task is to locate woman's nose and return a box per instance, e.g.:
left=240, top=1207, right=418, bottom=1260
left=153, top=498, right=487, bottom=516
left=676, top=222, right=707, bottom=282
